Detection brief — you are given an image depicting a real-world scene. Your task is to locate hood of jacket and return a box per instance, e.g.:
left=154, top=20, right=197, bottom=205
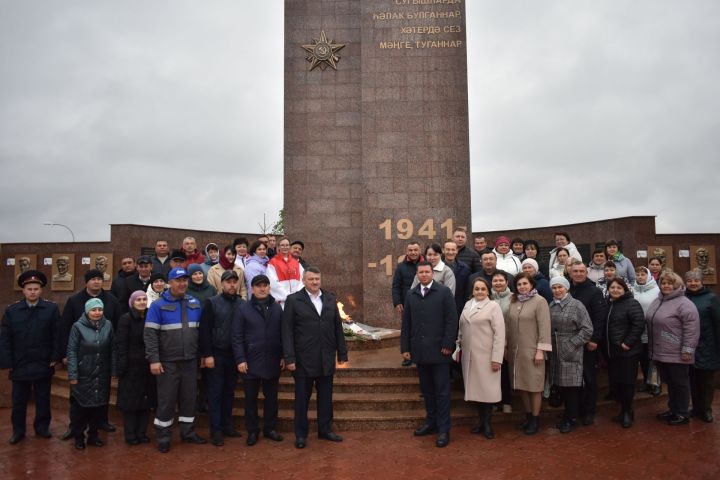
left=659, top=286, right=685, bottom=301
left=686, top=286, right=711, bottom=298
left=609, top=290, right=634, bottom=303
left=634, top=270, right=658, bottom=293
left=491, top=288, right=512, bottom=300
left=492, top=248, right=514, bottom=261
left=78, top=313, right=107, bottom=330
left=246, top=254, right=269, bottom=267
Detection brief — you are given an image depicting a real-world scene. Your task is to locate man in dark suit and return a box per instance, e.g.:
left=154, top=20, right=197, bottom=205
left=401, top=261, right=458, bottom=448
left=569, top=262, right=608, bottom=426
left=282, top=266, right=348, bottom=449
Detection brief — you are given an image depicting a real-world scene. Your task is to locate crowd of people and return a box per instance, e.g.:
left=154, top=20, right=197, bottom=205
left=1, top=229, right=718, bottom=452
left=1, top=234, right=349, bottom=452
left=395, top=228, right=718, bottom=446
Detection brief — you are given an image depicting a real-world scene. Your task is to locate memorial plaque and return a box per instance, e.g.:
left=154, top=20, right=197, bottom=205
left=284, top=0, right=470, bottom=328
left=51, top=253, right=75, bottom=291
left=12, top=254, right=37, bottom=290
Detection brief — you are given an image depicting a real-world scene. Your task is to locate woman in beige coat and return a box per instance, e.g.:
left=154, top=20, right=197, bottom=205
left=459, top=277, right=505, bottom=439
left=506, top=272, right=552, bottom=435
left=207, top=245, right=248, bottom=299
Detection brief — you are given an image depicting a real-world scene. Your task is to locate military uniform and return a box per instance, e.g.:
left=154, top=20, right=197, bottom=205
left=0, top=271, right=61, bottom=443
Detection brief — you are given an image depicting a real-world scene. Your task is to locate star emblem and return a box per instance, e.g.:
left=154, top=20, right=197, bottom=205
left=302, top=30, right=345, bottom=71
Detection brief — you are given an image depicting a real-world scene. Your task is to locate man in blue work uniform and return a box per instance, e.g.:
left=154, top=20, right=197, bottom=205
left=145, top=267, right=206, bottom=453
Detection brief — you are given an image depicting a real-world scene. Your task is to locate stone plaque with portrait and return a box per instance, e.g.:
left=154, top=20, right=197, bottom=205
left=90, top=253, right=114, bottom=289
left=13, top=254, right=38, bottom=290
left=647, top=245, right=674, bottom=272
left=51, top=253, right=75, bottom=291
left=690, top=245, right=717, bottom=285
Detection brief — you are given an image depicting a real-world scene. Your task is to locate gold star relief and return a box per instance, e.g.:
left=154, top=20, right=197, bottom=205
left=302, top=30, right=345, bottom=71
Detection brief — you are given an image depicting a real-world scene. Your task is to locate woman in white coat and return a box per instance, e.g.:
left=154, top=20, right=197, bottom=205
left=458, top=277, right=506, bottom=439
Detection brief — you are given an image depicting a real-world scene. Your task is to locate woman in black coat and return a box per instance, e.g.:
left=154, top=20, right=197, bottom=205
left=604, top=277, right=645, bottom=428
left=116, top=290, right=156, bottom=445
left=685, top=269, right=720, bottom=423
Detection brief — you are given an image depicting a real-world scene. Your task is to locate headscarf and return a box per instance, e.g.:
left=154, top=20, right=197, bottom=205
left=128, top=290, right=147, bottom=309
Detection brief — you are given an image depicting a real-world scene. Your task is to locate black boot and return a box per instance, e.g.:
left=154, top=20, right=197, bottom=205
left=524, top=415, right=539, bottom=435
left=471, top=404, right=485, bottom=434
left=156, top=425, right=171, bottom=453
left=517, top=412, right=532, bottom=430
left=482, top=404, right=494, bottom=439
left=621, top=410, right=634, bottom=428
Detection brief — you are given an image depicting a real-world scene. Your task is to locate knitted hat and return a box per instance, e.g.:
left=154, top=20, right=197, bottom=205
left=495, top=236, right=511, bottom=248
left=84, top=269, right=104, bottom=283
left=128, top=290, right=147, bottom=308
left=188, top=264, right=204, bottom=277
left=549, top=276, right=570, bottom=290
left=521, top=258, right=539, bottom=273
left=150, top=272, right=166, bottom=283
left=84, top=298, right=104, bottom=314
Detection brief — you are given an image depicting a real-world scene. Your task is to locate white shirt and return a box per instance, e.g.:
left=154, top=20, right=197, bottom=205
left=306, top=288, right=323, bottom=315
left=421, top=281, right=433, bottom=296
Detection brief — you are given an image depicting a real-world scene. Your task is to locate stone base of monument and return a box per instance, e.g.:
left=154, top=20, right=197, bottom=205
left=344, top=323, right=400, bottom=351
left=50, top=349, right=665, bottom=432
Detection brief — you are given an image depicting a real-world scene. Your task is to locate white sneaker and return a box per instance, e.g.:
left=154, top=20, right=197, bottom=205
left=502, top=404, right=513, bottom=414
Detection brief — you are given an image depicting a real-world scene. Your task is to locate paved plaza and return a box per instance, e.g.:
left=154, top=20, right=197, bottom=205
left=1, top=396, right=718, bottom=480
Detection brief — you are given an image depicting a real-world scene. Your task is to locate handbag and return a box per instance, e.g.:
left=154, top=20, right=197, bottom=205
left=646, top=361, right=661, bottom=387
left=451, top=342, right=462, bottom=363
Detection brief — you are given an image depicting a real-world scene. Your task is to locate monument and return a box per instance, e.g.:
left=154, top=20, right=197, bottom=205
left=284, top=0, right=471, bottom=329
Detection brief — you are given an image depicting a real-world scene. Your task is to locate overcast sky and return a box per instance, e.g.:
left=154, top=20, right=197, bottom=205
left=1, top=1, right=718, bottom=243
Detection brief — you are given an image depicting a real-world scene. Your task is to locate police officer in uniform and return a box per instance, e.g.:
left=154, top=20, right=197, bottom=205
left=0, top=271, right=61, bottom=444
left=144, top=267, right=206, bottom=453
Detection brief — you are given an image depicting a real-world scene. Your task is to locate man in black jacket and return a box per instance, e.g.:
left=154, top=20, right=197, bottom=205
left=151, top=239, right=172, bottom=276
left=0, top=271, right=61, bottom=444
left=111, top=257, right=136, bottom=298
left=232, top=274, right=284, bottom=446
left=199, top=270, right=245, bottom=446
left=442, top=240, right=471, bottom=316
left=59, top=269, right=121, bottom=439
left=116, top=256, right=153, bottom=315
left=401, top=262, right=458, bottom=448
left=282, top=267, right=348, bottom=449
left=569, top=262, right=609, bottom=425
left=466, top=251, right=515, bottom=298
left=453, top=227, right=481, bottom=274
left=392, top=242, right=422, bottom=366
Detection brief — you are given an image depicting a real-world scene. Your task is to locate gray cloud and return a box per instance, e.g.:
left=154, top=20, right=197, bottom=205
left=1, top=1, right=718, bottom=243
left=467, top=0, right=720, bottom=233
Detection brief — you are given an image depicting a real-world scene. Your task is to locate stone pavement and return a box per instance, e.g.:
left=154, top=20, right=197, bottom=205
left=1, top=397, right=719, bottom=480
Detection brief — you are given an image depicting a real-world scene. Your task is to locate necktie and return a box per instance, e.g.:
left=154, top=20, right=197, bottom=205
left=422, top=286, right=428, bottom=297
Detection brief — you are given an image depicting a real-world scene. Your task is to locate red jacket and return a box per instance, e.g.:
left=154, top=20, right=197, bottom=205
left=182, top=250, right=205, bottom=268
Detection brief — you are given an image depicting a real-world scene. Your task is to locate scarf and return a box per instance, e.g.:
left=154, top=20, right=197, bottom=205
left=219, top=254, right=234, bottom=270
left=517, top=289, right=538, bottom=302
left=612, top=252, right=626, bottom=262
